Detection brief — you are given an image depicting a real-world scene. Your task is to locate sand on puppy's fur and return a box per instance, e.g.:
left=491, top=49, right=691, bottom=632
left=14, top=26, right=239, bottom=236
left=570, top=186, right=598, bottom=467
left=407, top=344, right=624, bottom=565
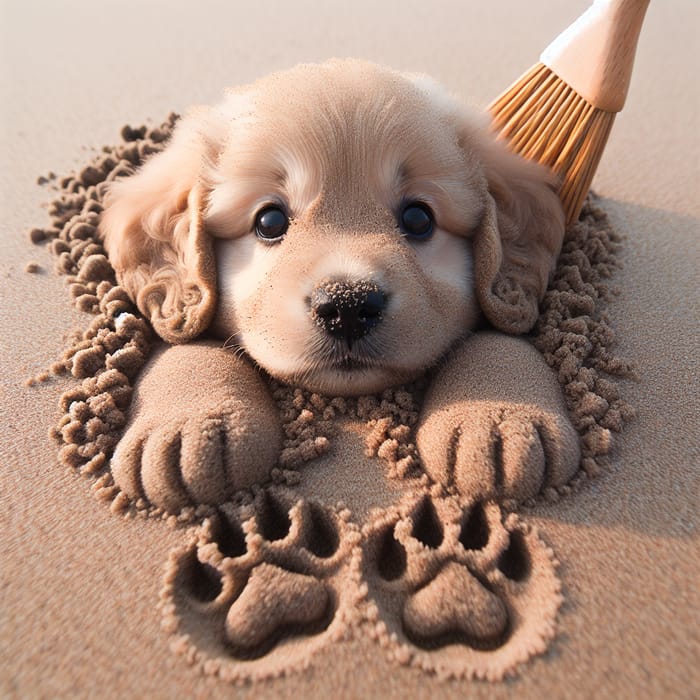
left=27, top=117, right=632, bottom=681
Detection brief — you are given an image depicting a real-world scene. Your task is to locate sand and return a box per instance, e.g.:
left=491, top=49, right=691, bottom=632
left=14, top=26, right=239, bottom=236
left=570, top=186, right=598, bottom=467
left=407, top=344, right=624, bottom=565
left=1, top=0, right=699, bottom=698
left=16, top=110, right=627, bottom=682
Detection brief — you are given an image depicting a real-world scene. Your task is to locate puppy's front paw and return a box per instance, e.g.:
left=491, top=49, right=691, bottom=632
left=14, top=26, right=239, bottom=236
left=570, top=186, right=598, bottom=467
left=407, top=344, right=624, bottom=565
left=112, top=403, right=277, bottom=513
left=417, top=403, right=580, bottom=502
left=111, top=343, right=282, bottom=513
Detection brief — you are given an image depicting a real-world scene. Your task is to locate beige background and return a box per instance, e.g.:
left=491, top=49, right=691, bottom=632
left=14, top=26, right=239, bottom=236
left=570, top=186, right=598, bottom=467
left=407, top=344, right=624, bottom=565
left=1, top=1, right=698, bottom=698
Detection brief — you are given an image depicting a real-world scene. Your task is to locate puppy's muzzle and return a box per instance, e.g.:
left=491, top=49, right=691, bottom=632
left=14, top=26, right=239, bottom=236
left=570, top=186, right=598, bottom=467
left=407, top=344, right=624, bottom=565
left=310, top=279, right=386, bottom=350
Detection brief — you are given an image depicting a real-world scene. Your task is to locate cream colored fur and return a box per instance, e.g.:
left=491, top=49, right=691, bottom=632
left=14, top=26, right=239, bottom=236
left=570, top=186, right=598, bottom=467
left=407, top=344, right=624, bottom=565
left=102, top=59, right=564, bottom=395
left=102, top=59, right=578, bottom=511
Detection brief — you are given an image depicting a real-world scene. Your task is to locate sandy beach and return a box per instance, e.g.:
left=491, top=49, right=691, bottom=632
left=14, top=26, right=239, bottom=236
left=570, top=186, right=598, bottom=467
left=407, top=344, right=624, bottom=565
left=1, top=1, right=698, bottom=697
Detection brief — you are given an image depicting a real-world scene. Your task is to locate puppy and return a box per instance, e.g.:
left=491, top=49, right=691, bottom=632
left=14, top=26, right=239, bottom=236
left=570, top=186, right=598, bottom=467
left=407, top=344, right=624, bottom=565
left=102, top=59, right=580, bottom=512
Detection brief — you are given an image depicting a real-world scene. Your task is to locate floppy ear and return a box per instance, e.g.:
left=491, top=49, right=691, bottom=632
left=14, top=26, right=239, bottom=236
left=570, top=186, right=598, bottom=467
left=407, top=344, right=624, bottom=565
left=100, top=112, right=220, bottom=344
left=472, top=137, right=565, bottom=334
left=404, top=74, right=566, bottom=334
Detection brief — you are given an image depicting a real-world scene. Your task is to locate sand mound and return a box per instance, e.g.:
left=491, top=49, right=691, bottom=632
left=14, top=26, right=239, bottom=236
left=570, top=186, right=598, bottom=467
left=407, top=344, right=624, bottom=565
left=533, top=200, right=636, bottom=487
left=27, top=117, right=633, bottom=681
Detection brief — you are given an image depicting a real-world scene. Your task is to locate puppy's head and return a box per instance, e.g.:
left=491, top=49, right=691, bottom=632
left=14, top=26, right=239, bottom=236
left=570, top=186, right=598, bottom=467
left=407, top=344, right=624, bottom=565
left=101, top=60, right=564, bottom=395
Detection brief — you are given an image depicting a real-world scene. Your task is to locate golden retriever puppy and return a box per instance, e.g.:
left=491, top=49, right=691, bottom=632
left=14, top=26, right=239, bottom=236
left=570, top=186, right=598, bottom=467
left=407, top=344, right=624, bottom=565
left=102, top=59, right=580, bottom=512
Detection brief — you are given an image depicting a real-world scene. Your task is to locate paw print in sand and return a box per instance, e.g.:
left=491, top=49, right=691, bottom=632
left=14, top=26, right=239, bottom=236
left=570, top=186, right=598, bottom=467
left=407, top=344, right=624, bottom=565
left=160, top=487, right=362, bottom=682
left=362, top=491, right=562, bottom=681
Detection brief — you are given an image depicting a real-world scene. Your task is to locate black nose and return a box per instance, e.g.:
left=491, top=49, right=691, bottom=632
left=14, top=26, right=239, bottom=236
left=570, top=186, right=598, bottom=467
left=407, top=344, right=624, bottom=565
left=310, top=279, right=386, bottom=348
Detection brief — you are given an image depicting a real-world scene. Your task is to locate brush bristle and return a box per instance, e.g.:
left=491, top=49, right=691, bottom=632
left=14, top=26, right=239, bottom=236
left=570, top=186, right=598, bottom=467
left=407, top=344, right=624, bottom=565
left=489, top=63, right=615, bottom=224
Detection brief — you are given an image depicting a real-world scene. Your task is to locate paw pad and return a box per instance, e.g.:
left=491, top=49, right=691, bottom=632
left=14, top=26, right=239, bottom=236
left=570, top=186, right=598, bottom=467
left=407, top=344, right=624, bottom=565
left=160, top=487, right=363, bottom=682
left=402, top=561, right=508, bottom=647
left=225, top=563, right=330, bottom=657
left=362, top=492, right=562, bottom=681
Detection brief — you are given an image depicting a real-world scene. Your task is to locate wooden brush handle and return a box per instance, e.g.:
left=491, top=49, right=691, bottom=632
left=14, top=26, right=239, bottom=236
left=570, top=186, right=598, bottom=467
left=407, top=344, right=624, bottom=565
left=540, top=0, right=650, bottom=112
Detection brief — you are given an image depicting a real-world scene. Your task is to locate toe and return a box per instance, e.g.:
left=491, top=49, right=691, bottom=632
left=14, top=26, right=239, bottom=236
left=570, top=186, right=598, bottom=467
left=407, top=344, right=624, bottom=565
left=179, top=415, right=229, bottom=505
left=418, top=409, right=499, bottom=500
left=451, top=411, right=504, bottom=500
left=536, top=412, right=581, bottom=488
left=140, top=424, right=192, bottom=513
left=220, top=403, right=280, bottom=492
left=497, top=418, right=546, bottom=501
left=110, top=429, right=145, bottom=500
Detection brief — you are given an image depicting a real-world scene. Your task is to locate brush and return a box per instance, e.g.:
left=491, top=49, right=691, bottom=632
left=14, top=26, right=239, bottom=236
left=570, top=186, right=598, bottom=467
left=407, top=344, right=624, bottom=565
left=489, top=0, right=650, bottom=224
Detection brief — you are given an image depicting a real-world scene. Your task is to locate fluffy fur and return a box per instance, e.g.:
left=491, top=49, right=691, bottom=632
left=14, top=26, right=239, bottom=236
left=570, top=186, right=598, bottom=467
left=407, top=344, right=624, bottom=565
left=101, top=59, right=564, bottom=396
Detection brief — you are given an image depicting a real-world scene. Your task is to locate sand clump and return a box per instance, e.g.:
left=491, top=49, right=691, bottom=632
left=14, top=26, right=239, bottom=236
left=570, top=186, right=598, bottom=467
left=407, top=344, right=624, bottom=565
left=27, top=115, right=184, bottom=520
left=532, top=197, right=635, bottom=485
left=272, top=380, right=425, bottom=480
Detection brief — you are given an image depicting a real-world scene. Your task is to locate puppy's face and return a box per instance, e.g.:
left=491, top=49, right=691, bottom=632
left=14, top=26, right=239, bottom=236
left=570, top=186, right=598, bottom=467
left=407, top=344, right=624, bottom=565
left=101, top=60, right=565, bottom=396
left=206, top=63, right=483, bottom=394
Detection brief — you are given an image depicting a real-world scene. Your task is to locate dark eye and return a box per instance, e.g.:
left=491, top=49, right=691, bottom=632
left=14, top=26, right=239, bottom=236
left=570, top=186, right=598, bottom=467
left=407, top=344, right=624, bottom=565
left=399, top=202, right=434, bottom=239
left=255, top=206, right=289, bottom=241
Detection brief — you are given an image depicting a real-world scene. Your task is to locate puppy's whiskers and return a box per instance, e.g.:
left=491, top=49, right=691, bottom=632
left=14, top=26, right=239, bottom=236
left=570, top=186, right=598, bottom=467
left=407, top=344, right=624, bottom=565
left=221, top=330, right=243, bottom=350
left=220, top=331, right=249, bottom=362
